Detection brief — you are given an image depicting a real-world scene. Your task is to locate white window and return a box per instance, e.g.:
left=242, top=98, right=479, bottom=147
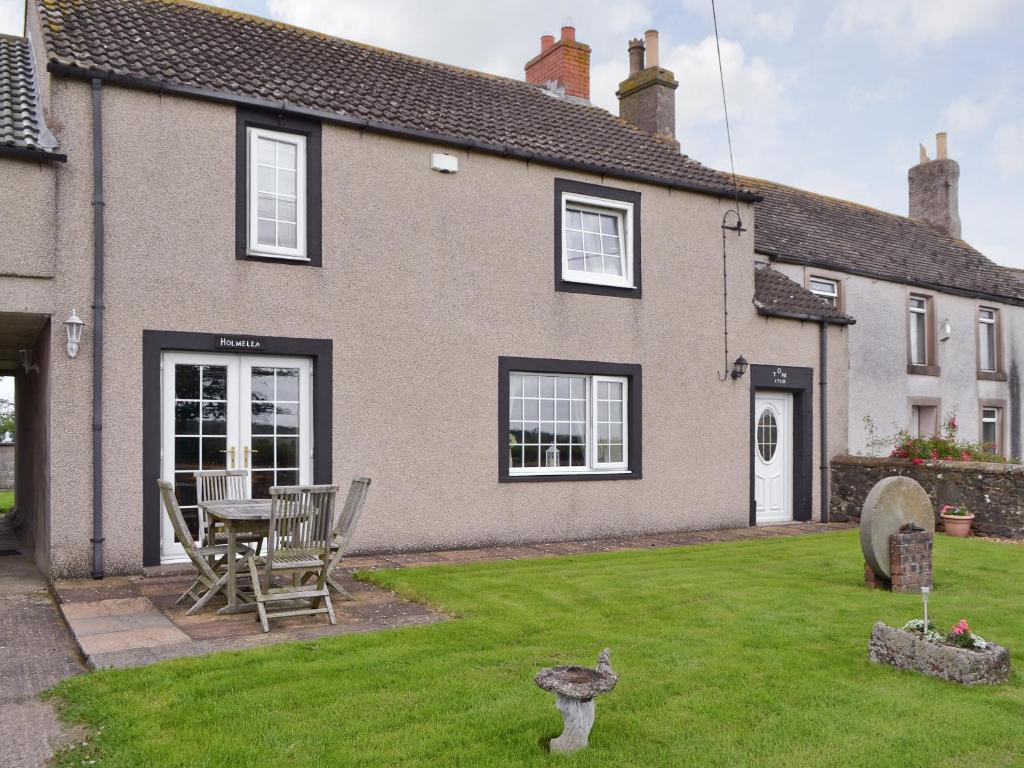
left=561, top=193, right=634, bottom=289
left=909, top=296, right=929, bottom=366
left=248, top=127, right=307, bottom=259
left=979, top=308, right=998, bottom=372
left=508, top=372, right=628, bottom=475
left=911, top=405, right=938, bottom=438
left=981, top=407, right=1000, bottom=453
left=809, top=277, right=839, bottom=307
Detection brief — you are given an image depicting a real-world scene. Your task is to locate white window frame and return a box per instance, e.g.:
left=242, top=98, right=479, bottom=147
left=808, top=277, right=839, bottom=307
left=981, top=407, right=1000, bottom=452
left=979, top=307, right=998, bottom=372
left=909, top=296, right=928, bottom=366
left=247, top=126, right=308, bottom=260
left=560, top=192, right=634, bottom=289
left=911, top=404, right=937, bottom=438
left=508, top=372, right=630, bottom=477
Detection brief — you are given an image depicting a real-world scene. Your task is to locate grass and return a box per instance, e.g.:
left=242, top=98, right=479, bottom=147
left=0, top=489, right=12, bottom=514
left=50, top=531, right=1024, bottom=767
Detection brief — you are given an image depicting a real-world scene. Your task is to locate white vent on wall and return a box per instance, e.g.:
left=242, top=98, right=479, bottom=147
left=431, top=153, right=458, bottom=174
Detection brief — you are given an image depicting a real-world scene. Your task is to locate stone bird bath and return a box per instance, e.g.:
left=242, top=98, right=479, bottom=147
left=535, top=648, right=618, bottom=752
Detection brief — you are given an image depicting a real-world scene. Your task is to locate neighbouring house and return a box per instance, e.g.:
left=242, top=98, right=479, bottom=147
left=0, top=0, right=849, bottom=579
left=744, top=133, right=1024, bottom=460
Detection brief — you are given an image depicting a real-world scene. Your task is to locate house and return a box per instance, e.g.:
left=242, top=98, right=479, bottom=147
left=744, top=134, right=1024, bottom=459
left=0, top=0, right=848, bottom=580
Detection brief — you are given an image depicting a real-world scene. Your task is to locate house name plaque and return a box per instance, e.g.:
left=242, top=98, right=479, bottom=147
left=217, top=336, right=264, bottom=350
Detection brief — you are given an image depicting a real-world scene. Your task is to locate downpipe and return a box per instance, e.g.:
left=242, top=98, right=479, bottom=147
left=90, top=78, right=105, bottom=579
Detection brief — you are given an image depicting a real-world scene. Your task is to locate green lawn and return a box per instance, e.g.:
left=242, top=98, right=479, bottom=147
left=0, top=489, right=13, bottom=514
left=51, top=531, right=1024, bottom=767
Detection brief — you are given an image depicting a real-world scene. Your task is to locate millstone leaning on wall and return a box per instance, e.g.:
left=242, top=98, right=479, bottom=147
left=831, top=455, right=1024, bottom=539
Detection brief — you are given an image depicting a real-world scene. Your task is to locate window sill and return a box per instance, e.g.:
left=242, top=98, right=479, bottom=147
left=237, top=250, right=319, bottom=267
left=555, top=278, right=642, bottom=299
left=907, top=364, right=941, bottom=377
left=977, top=370, right=1008, bottom=382
left=502, top=470, right=639, bottom=483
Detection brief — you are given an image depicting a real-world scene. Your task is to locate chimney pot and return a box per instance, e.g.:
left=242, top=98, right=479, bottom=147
left=627, top=38, right=645, bottom=75
left=936, top=131, right=948, bottom=159
left=540, top=34, right=555, bottom=51
left=561, top=25, right=575, bottom=42
left=644, top=29, right=659, bottom=68
left=524, top=26, right=591, bottom=100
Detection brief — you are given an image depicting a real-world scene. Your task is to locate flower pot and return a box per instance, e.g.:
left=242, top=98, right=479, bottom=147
left=941, top=512, right=975, bottom=537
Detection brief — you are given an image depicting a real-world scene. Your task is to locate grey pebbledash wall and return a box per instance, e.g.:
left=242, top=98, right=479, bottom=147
left=831, top=455, right=1024, bottom=538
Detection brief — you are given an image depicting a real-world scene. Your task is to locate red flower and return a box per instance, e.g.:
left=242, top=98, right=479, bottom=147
left=961, top=452, right=972, bottom=461
left=911, top=457, right=924, bottom=465
left=930, top=449, right=939, bottom=459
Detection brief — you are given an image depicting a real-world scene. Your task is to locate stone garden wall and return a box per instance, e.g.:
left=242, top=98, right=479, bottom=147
left=0, top=443, right=13, bottom=489
left=831, top=455, right=1024, bottom=538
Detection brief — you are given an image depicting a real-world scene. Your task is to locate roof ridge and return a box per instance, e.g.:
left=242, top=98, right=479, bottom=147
left=737, top=173, right=987, bottom=254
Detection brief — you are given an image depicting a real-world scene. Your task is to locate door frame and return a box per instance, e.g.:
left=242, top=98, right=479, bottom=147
left=748, top=364, right=812, bottom=526
left=143, top=331, right=332, bottom=567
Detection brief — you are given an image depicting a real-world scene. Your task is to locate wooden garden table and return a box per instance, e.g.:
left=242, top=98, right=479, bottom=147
left=199, top=499, right=271, bottom=615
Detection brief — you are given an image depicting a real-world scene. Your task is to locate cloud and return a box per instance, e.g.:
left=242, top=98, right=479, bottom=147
left=678, top=0, right=797, bottom=42
left=828, top=0, right=1019, bottom=53
left=0, top=0, right=23, bottom=35
left=992, top=120, right=1024, bottom=176
left=943, top=95, right=1002, bottom=135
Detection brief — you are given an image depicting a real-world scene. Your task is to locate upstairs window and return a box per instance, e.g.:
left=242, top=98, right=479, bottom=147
left=236, top=110, right=322, bottom=266
left=248, top=127, right=306, bottom=259
left=978, top=307, right=999, bottom=373
left=908, top=295, right=930, bottom=366
left=554, top=179, right=641, bottom=298
left=809, top=277, right=839, bottom=307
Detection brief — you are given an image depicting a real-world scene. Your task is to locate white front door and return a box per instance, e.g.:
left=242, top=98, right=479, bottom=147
left=754, top=391, right=793, bottom=524
left=160, top=352, right=313, bottom=562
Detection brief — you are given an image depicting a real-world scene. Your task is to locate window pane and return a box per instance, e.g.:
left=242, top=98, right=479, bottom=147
left=279, top=169, right=297, bottom=196
left=251, top=368, right=275, bottom=401
left=202, top=437, right=226, bottom=469
left=278, top=223, right=297, bottom=249
left=277, top=141, right=297, bottom=169
left=257, top=165, right=276, bottom=193
left=540, top=376, right=555, bottom=398
left=175, top=437, right=200, bottom=471
left=175, top=365, right=200, bottom=400
left=278, top=199, right=297, bottom=224
left=511, top=399, right=523, bottom=420
left=251, top=402, right=275, bottom=434
left=566, top=230, right=584, bottom=250
left=257, top=194, right=275, bottom=218
left=202, top=402, right=227, bottom=435
left=582, top=212, right=601, bottom=232
left=524, top=376, right=539, bottom=397
left=603, top=256, right=623, bottom=276
left=276, top=404, right=299, bottom=434
left=257, top=219, right=276, bottom=246
left=276, top=437, right=298, bottom=468
left=540, top=399, right=554, bottom=420
left=510, top=375, right=523, bottom=397
left=599, top=214, right=619, bottom=236
left=175, top=401, right=199, bottom=435
left=566, top=210, right=582, bottom=229
left=257, top=137, right=276, bottom=165
left=251, top=437, right=274, bottom=468
left=603, top=235, right=620, bottom=255
left=202, top=366, right=227, bottom=400
left=583, top=232, right=602, bottom=253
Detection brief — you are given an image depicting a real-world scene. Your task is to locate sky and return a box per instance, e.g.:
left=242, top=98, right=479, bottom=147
left=1, top=0, right=1021, bottom=271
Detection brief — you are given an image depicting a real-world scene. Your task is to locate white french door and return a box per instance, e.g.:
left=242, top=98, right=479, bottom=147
left=754, top=391, right=793, bottom=524
left=160, top=352, right=313, bottom=561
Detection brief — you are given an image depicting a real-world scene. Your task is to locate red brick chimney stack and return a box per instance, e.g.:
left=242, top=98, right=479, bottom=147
left=524, top=25, right=591, bottom=100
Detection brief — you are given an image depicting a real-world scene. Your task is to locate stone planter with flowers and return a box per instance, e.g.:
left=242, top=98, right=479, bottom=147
left=869, top=618, right=1010, bottom=684
left=939, top=504, right=974, bottom=537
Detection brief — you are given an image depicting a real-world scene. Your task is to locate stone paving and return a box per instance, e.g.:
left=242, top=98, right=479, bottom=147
left=0, top=517, right=86, bottom=768
left=55, top=521, right=850, bottom=669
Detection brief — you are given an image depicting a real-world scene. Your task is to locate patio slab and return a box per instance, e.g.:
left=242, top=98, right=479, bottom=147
left=54, top=521, right=853, bottom=669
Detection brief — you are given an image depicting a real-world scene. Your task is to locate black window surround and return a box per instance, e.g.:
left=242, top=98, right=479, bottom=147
left=553, top=178, right=642, bottom=299
left=142, top=330, right=333, bottom=566
left=235, top=108, right=323, bottom=267
left=498, top=356, right=642, bottom=482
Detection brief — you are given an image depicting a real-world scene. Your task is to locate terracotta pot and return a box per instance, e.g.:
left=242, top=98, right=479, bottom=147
left=941, top=513, right=975, bottom=537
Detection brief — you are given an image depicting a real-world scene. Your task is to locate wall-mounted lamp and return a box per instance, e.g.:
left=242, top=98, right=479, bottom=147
left=18, top=349, right=39, bottom=374
left=730, top=355, right=748, bottom=380
left=64, top=309, right=85, bottom=359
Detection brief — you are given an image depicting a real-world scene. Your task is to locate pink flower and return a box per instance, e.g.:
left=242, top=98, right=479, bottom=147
left=952, top=619, right=969, bottom=635
left=911, top=457, right=924, bottom=465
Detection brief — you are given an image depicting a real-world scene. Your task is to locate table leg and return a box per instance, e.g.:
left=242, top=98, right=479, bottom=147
left=217, top=521, right=258, bottom=614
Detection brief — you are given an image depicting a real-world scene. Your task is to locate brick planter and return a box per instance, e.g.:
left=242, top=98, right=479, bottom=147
left=888, top=530, right=932, bottom=592
left=832, top=456, right=1024, bottom=538
left=869, top=622, right=1011, bottom=685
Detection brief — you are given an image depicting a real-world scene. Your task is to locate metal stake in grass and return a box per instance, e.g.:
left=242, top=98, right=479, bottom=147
left=921, top=586, right=930, bottom=630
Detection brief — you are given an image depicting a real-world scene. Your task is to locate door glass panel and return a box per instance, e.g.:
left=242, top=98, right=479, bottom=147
left=172, top=363, right=228, bottom=541
left=757, top=409, right=778, bottom=462
left=248, top=366, right=302, bottom=497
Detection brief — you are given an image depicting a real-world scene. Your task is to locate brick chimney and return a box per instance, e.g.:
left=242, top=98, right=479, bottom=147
left=524, top=25, right=591, bottom=100
left=616, top=30, right=679, bottom=149
left=909, top=132, right=961, bottom=238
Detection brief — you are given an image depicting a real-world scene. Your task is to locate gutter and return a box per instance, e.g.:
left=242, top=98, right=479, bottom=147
left=90, top=78, right=105, bottom=579
left=762, top=249, right=1024, bottom=309
left=0, top=145, right=66, bottom=163
left=754, top=306, right=856, bottom=326
left=47, top=61, right=761, bottom=204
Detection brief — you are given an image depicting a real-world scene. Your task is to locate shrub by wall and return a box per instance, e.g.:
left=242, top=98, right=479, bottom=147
left=831, top=455, right=1024, bottom=539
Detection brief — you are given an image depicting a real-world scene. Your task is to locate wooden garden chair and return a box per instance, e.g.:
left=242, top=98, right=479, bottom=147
left=157, top=479, right=252, bottom=615
left=195, top=469, right=263, bottom=555
left=322, top=477, right=372, bottom=599
left=245, top=484, right=338, bottom=633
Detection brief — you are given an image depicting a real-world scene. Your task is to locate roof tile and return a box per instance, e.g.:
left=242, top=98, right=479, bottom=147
left=0, top=33, right=59, bottom=154
left=753, top=264, right=854, bottom=324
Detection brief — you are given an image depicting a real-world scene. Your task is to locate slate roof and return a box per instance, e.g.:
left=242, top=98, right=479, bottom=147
left=742, top=176, right=1024, bottom=305
left=35, top=0, right=754, bottom=200
left=0, top=33, right=61, bottom=157
left=753, top=264, right=854, bottom=324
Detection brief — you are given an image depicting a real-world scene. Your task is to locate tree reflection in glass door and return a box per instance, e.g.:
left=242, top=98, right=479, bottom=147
left=249, top=366, right=301, bottom=498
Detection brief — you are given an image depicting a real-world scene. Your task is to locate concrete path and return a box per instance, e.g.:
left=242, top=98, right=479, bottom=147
left=0, top=517, right=86, bottom=768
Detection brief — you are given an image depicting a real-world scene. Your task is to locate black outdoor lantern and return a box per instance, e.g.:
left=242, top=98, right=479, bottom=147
left=730, top=355, right=748, bottom=380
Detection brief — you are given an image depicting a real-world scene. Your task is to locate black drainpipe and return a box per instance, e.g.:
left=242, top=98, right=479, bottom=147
left=819, top=320, right=829, bottom=524
left=90, top=78, right=105, bottom=579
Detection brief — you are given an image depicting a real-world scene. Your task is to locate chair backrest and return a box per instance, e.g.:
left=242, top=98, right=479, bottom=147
left=157, top=479, right=216, bottom=581
left=327, top=478, right=372, bottom=566
left=264, top=485, right=338, bottom=578
left=194, top=470, right=248, bottom=543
